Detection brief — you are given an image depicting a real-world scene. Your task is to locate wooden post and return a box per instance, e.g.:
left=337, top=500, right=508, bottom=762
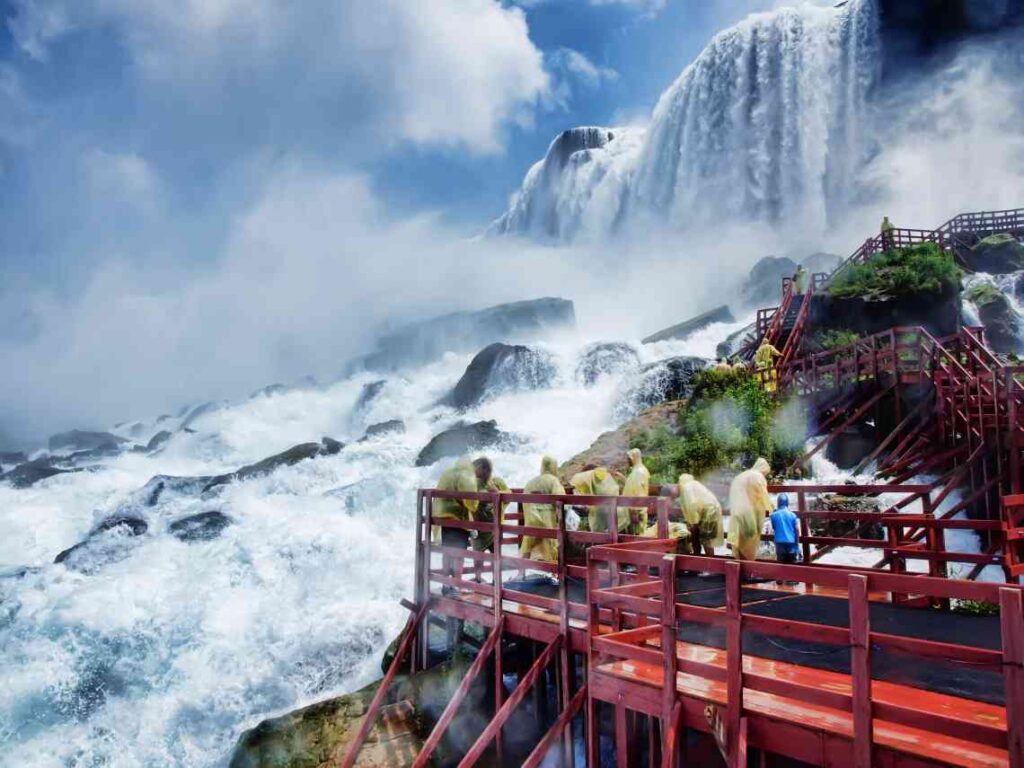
left=556, top=500, right=575, bottom=768
left=492, top=491, right=504, bottom=766
left=661, top=555, right=678, bottom=750
left=616, top=695, right=630, bottom=768
left=798, top=492, right=811, bottom=566
left=848, top=574, right=873, bottom=768
left=1000, top=587, right=1024, bottom=768
left=586, top=555, right=601, bottom=768
left=420, top=491, right=434, bottom=670
left=725, top=560, right=743, bottom=768
left=657, top=497, right=669, bottom=540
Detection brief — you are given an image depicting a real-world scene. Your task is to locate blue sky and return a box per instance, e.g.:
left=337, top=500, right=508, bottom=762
left=0, top=0, right=773, bottom=289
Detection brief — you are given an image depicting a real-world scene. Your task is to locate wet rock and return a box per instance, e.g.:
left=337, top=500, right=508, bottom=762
left=180, top=402, right=219, bottom=430
left=825, top=423, right=877, bottom=469
left=811, top=279, right=962, bottom=340
left=740, top=256, right=798, bottom=307
left=562, top=402, right=680, bottom=480
left=203, top=442, right=327, bottom=492
left=716, top=321, right=756, bottom=361
left=320, top=436, right=345, bottom=455
left=250, top=383, right=288, bottom=399
left=354, top=380, right=387, bottom=414
left=575, top=342, right=640, bottom=386
left=229, top=678, right=422, bottom=768
left=146, top=430, right=173, bottom=452
left=618, top=357, right=709, bottom=417
left=801, top=251, right=841, bottom=276
left=169, top=511, right=233, bottom=542
left=967, top=282, right=1023, bottom=353
left=415, top=420, right=509, bottom=467
left=55, top=516, right=149, bottom=572
left=357, top=297, right=575, bottom=372
left=962, top=233, right=1024, bottom=274
left=448, top=343, right=556, bottom=410
left=360, top=420, right=405, bottom=441
left=142, top=474, right=217, bottom=506
left=0, top=451, right=28, bottom=468
left=642, top=306, right=735, bottom=345
left=1, top=458, right=76, bottom=488
left=47, top=429, right=127, bottom=453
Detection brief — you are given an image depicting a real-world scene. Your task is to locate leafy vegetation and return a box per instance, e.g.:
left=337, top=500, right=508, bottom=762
left=950, top=599, right=999, bottom=617
left=964, top=281, right=1004, bottom=308
left=631, top=369, right=806, bottom=483
left=816, top=329, right=861, bottom=351
left=830, top=243, right=960, bottom=300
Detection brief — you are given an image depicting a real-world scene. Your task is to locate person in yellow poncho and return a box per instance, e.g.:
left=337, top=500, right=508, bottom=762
left=678, top=473, right=724, bottom=556
left=727, top=457, right=773, bottom=561
left=570, top=466, right=620, bottom=533
left=520, top=455, right=563, bottom=562
left=474, top=475, right=509, bottom=553
left=621, top=448, right=651, bottom=535
left=432, top=458, right=480, bottom=575
left=754, top=340, right=782, bottom=393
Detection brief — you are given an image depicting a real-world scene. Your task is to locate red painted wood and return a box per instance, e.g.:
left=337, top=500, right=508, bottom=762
left=340, top=601, right=429, bottom=768
left=849, top=575, right=873, bottom=768
left=411, top=619, right=503, bottom=768
left=1002, top=588, right=1024, bottom=768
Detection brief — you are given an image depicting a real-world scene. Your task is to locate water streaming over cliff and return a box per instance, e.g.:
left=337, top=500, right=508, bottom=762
left=494, top=0, right=881, bottom=240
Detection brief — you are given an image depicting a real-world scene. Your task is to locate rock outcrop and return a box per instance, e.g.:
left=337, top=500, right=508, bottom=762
left=47, top=430, right=127, bottom=453
left=740, top=256, right=798, bottom=308
left=967, top=282, right=1023, bottom=353
left=1, top=458, right=77, bottom=488
left=642, top=306, right=735, bottom=345
left=357, top=298, right=575, bottom=372
left=354, top=380, right=387, bottom=413
left=146, top=430, right=173, bottom=452
left=962, top=233, right=1024, bottom=274
left=203, top=440, right=340, bottom=492
left=54, top=516, right=149, bottom=572
left=575, top=342, right=640, bottom=386
left=562, top=402, right=680, bottom=480
left=617, top=357, right=708, bottom=417
left=415, top=420, right=510, bottom=467
left=447, top=343, right=556, bottom=410
left=360, top=420, right=405, bottom=441
left=169, top=511, right=233, bottom=542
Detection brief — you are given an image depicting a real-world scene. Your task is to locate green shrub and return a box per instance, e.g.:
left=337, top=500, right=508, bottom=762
left=951, top=599, right=999, bottom=617
left=817, top=329, right=861, bottom=351
left=964, top=282, right=1003, bottom=308
left=830, top=243, right=960, bottom=300
left=632, top=369, right=806, bottom=482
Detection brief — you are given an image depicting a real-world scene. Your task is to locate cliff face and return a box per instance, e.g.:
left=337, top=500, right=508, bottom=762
left=810, top=281, right=963, bottom=339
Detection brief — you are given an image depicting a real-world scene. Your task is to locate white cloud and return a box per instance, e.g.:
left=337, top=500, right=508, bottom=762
left=550, top=47, right=619, bottom=89
left=81, top=149, right=162, bottom=213
left=6, top=0, right=550, bottom=153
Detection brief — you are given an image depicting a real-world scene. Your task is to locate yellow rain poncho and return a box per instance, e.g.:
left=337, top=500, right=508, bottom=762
left=754, top=341, right=782, bottom=393
left=679, top=473, right=724, bottom=550
left=727, top=458, right=773, bottom=560
left=570, top=467, right=620, bottom=533
left=793, top=266, right=808, bottom=296
left=520, top=456, right=563, bottom=562
left=643, top=521, right=691, bottom=540
left=475, top=476, right=509, bottom=552
left=621, top=449, right=651, bottom=534
left=432, top=459, right=479, bottom=545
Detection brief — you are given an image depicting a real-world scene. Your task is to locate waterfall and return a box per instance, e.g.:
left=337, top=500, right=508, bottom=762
left=494, top=0, right=882, bottom=240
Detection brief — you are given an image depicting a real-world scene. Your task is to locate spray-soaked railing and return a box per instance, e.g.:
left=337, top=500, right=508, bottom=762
left=585, top=541, right=1024, bottom=768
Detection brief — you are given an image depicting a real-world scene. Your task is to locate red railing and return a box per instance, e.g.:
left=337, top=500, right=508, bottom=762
left=587, top=541, right=1024, bottom=768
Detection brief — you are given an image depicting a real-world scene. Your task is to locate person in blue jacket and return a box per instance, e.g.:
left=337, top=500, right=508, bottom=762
left=769, top=493, right=800, bottom=583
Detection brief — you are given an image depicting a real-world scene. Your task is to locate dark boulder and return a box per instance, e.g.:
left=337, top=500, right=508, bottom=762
left=203, top=442, right=327, bottom=492
left=360, top=420, right=405, bottom=441
left=642, top=306, right=735, bottom=345
left=825, top=423, right=878, bottom=469
left=146, top=430, right=173, bottom=452
left=47, top=430, right=127, bottom=453
left=354, top=380, right=387, bottom=413
left=740, top=256, right=798, bottom=307
left=621, top=357, right=709, bottom=415
left=716, top=321, right=756, bottom=360
left=358, top=297, right=575, bottom=372
left=448, top=343, right=556, bottom=410
left=801, top=252, right=842, bottom=276
left=415, top=420, right=510, bottom=467
left=141, top=474, right=217, bottom=506
left=810, top=279, right=962, bottom=339
left=962, top=233, right=1024, bottom=274
left=320, top=436, right=345, bottom=455
left=575, top=342, right=640, bottom=386
left=0, top=451, right=27, bottom=466
left=169, top=511, right=233, bottom=542
left=180, top=402, right=219, bottom=430
left=250, top=383, right=288, bottom=399
left=967, top=283, right=1023, bottom=353
left=2, top=458, right=76, bottom=488
left=54, top=516, right=148, bottom=572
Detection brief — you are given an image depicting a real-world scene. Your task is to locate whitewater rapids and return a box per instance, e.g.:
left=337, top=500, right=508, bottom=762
left=0, top=324, right=741, bottom=767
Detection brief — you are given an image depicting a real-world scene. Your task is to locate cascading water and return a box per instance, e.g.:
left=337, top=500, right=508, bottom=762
left=493, top=0, right=881, bottom=240
left=0, top=323, right=745, bottom=767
